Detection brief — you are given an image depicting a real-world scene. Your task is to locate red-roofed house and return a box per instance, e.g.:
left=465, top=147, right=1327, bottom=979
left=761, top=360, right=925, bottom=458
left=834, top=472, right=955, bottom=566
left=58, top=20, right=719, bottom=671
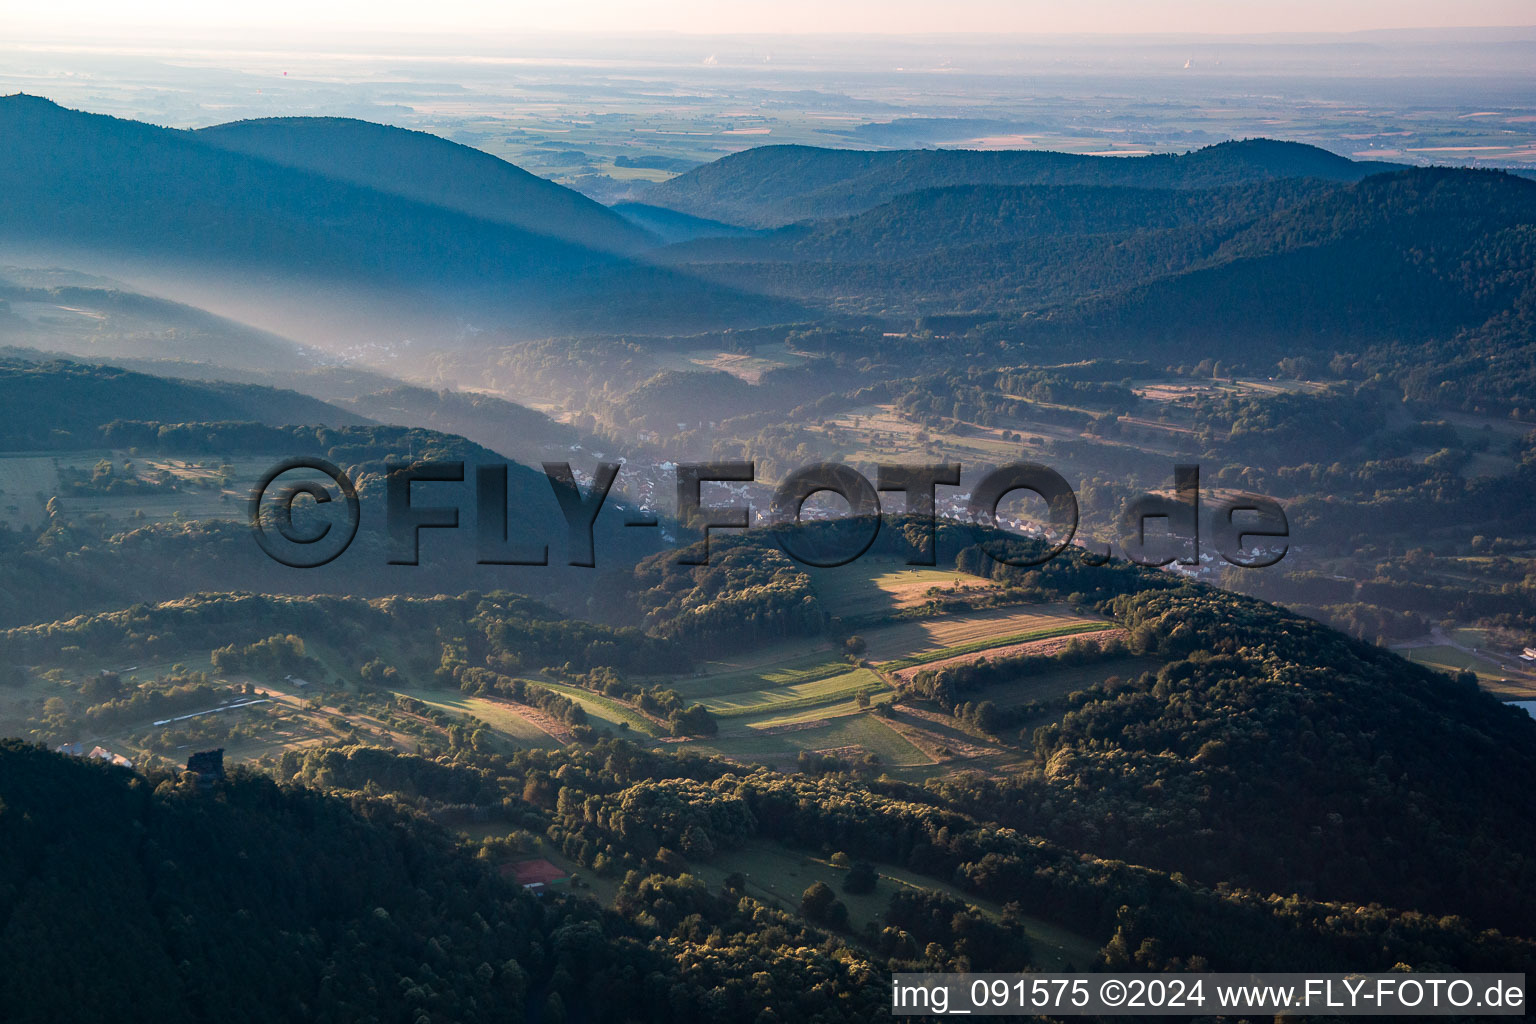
left=500, top=858, right=569, bottom=892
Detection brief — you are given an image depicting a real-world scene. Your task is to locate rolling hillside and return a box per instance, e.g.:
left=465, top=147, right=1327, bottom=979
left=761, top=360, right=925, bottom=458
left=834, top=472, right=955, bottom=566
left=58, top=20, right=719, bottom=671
left=0, top=357, right=369, bottom=447
left=9, top=23, right=1536, bottom=1018
left=0, top=276, right=602, bottom=465
left=644, top=139, right=1405, bottom=228
left=658, top=179, right=1327, bottom=263
left=0, top=359, right=664, bottom=626
left=197, top=116, right=656, bottom=254
left=0, top=277, right=322, bottom=372
left=649, top=178, right=1331, bottom=312
left=1054, top=167, right=1536, bottom=358
left=0, top=738, right=786, bottom=1024
left=0, top=96, right=799, bottom=346
left=650, top=164, right=1536, bottom=408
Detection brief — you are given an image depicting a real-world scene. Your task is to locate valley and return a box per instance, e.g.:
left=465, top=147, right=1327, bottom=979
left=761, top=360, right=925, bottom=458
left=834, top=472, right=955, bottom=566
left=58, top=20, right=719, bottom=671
left=1, top=50, right=1535, bottom=1019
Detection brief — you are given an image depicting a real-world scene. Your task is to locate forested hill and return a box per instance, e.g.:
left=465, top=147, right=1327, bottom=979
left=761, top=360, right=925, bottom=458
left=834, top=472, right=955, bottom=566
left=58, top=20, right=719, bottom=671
left=652, top=165, right=1536, bottom=408
left=0, top=96, right=800, bottom=341
left=0, top=360, right=660, bottom=626
left=0, top=357, right=369, bottom=447
left=654, top=177, right=1327, bottom=267
left=0, top=738, right=903, bottom=1024
left=0, top=96, right=603, bottom=280
left=1049, top=167, right=1536, bottom=367
left=0, top=419, right=666, bottom=628
left=0, top=739, right=551, bottom=1023
left=644, top=139, right=1405, bottom=227
left=197, top=116, right=656, bottom=254
left=9, top=734, right=1527, bottom=1024
left=0, top=278, right=319, bottom=373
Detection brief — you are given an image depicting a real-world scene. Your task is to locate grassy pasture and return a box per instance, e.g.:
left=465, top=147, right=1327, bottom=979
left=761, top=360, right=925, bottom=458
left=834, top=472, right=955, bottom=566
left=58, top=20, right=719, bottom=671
left=699, top=667, right=884, bottom=718
left=697, top=712, right=928, bottom=766
left=745, top=691, right=897, bottom=730
left=526, top=679, right=660, bottom=737
left=807, top=557, right=998, bottom=619
left=666, top=640, right=845, bottom=700
left=1449, top=627, right=1495, bottom=648
left=883, top=621, right=1110, bottom=671
left=1400, top=644, right=1534, bottom=695
left=650, top=343, right=808, bottom=383
left=1402, top=644, right=1502, bottom=677
left=0, top=449, right=276, bottom=528
left=390, top=687, right=562, bottom=748
left=860, top=606, right=1105, bottom=665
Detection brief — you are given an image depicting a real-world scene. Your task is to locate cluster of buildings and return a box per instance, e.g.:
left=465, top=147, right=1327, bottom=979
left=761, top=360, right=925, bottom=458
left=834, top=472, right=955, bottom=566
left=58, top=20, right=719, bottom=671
left=55, top=742, right=133, bottom=768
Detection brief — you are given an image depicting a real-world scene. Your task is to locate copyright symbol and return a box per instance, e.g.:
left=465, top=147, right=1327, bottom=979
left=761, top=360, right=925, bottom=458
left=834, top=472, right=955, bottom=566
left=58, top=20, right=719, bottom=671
left=1100, top=979, right=1127, bottom=1007
left=249, top=457, right=360, bottom=568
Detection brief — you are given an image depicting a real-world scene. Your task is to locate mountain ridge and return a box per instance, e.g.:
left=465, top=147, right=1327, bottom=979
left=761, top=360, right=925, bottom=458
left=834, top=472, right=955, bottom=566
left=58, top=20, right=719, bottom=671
left=0, top=355, right=371, bottom=447
left=196, top=115, right=657, bottom=254
left=643, top=138, right=1409, bottom=228
left=0, top=95, right=800, bottom=346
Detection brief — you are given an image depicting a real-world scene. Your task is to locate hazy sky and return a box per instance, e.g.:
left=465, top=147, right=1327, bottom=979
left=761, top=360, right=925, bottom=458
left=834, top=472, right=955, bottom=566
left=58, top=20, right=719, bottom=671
left=4, top=0, right=1534, bottom=37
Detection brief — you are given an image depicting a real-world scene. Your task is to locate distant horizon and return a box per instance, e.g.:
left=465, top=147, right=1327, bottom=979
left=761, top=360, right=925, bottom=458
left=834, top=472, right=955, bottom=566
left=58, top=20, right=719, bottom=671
left=0, top=94, right=1492, bottom=181
left=4, top=0, right=1536, bottom=39
left=5, top=9, right=1531, bottom=176
left=0, top=94, right=1450, bottom=155
left=0, top=94, right=1377, bottom=148
left=6, top=25, right=1536, bottom=43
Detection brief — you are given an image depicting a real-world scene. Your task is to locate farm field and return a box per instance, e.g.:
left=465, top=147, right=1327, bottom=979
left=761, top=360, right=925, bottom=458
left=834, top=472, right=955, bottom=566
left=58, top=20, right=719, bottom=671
left=6, top=545, right=1119, bottom=782
left=887, top=629, right=1133, bottom=685
left=650, top=343, right=808, bottom=383
left=697, top=666, right=884, bottom=718
left=527, top=678, right=662, bottom=737
left=686, top=711, right=929, bottom=767
left=821, top=403, right=1057, bottom=465
left=389, top=687, right=563, bottom=748
left=807, top=557, right=998, bottom=619
left=1132, top=377, right=1327, bottom=404
left=1399, top=644, right=1536, bottom=696
left=859, top=606, right=1107, bottom=664
left=7, top=588, right=1121, bottom=780
left=0, top=449, right=272, bottom=528
left=657, top=601, right=1117, bottom=770
left=744, top=689, right=897, bottom=730
left=875, top=704, right=1028, bottom=772
left=666, top=640, right=845, bottom=700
